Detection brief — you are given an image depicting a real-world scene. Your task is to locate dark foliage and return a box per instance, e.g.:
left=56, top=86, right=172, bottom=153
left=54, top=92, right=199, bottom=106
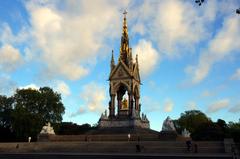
left=174, top=110, right=240, bottom=142
left=174, top=110, right=210, bottom=134
left=0, top=87, right=65, bottom=142
left=191, top=122, right=224, bottom=141
left=55, top=122, right=96, bottom=135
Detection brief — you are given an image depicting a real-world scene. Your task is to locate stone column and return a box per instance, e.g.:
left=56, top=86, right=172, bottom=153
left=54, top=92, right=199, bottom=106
left=128, top=93, right=132, bottom=116
left=117, top=96, right=122, bottom=116
left=109, top=94, right=115, bottom=117
left=135, top=97, right=139, bottom=111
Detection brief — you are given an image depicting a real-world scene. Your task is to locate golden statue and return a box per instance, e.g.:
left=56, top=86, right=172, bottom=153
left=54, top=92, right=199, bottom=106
left=121, top=98, right=128, bottom=110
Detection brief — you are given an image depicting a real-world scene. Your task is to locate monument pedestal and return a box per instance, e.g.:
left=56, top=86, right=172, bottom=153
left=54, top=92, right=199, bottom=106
left=38, top=134, right=55, bottom=142
left=38, top=122, right=55, bottom=142
left=159, top=131, right=178, bottom=141
left=98, top=117, right=149, bottom=129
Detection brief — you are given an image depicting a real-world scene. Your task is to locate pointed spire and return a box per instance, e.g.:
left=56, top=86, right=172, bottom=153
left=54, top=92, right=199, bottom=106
left=136, top=54, right=138, bottom=65
left=111, top=50, right=115, bottom=70
left=119, top=10, right=130, bottom=66
left=123, top=10, right=128, bottom=35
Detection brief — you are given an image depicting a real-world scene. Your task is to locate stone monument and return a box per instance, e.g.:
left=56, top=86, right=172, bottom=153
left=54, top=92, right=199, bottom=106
left=159, top=116, right=178, bottom=140
left=98, top=11, right=149, bottom=129
left=162, top=116, right=176, bottom=131
left=38, top=122, right=55, bottom=141
left=40, top=122, right=55, bottom=135
left=182, top=128, right=191, bottom=138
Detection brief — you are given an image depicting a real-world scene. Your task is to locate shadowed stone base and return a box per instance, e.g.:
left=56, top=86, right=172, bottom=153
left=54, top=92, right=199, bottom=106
left=38, top=134, right=54, bottom=142
left=159, top=131, right=178, bottom=141
left=98, top=118, right=150, bottom=129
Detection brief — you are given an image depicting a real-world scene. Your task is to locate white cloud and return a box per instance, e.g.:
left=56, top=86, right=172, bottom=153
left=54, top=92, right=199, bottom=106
left=55, top=81, right=71, bottom=96
left=0, top=44, right=23, bottom=72
left=229, top=103, right=240, bottom=113
left=201, top=90, right=215, bottom=98
left=133, top=39, right=159, bottom=77
left=25, top=1, right=129, bottom=80
left=163, top=98, right=174, bottom=112
left=206, top=99, right=230, bottom=113
left=231, top=68, right=240, bottom=80
left=186, top=15, right=240, bottom=84
left=70, top=107, right=86, bottom=117
left=19, top=83, right=39, bottom=90
left=142, top=96, right=160, bottom=112
left=72, top=82, right=107, bottom=116
left=186, top=101, right=197, bottom=110
left=132, top=0, right=218, bottom=58
left=0, top=23, right=29, bottom=44
left=131, top=23, right=145, bottom=35
left=0, top=75, right=17, bottom=95
left=19, top=81, right=70, bottom=96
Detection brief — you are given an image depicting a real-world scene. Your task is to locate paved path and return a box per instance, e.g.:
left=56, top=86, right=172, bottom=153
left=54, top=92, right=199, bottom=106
left=0, top=153, right=233, bottom=159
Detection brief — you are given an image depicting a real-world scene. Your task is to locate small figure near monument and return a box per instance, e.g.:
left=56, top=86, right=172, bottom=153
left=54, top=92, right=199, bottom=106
left=128, top=133, right=131, bottom=141
left=28, top=136, right=31, bottom=143
left=194, top=143, right=198, bottom=153
left=186, top=140, right=192, bottom=152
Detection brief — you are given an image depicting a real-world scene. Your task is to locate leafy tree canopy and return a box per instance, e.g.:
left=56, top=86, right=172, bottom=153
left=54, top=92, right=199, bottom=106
left=175, top=110, right=210, bottom=133
left=0, top=87, right=65, bottom=141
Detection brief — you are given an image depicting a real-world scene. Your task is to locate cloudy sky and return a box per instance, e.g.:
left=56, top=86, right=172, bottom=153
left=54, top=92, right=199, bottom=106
left=0, top=0, right=240, bottom=131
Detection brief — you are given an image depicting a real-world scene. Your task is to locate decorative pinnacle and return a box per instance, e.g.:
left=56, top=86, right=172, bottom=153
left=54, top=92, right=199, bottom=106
left=111, top=50, right=115, bottom=67
left=123, top=9, right=127, bottom=17
left=136, top=54, right=138, bottom=64
left=111, top=50, right=114, bottom=61
left=122, top=10, right=128, bottom=33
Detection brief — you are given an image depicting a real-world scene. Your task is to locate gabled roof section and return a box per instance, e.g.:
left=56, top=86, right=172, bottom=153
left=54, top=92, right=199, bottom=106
left=109, top=60, right=132, bottom=80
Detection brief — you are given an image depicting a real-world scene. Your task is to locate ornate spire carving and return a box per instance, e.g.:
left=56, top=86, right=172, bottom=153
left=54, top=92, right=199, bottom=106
left=129, top=48, right=133, bottom=70
left=136, top=54, right=139, bottom=66
left=111, top=50, right=115, bottom=70
left=119, top=10, right=130, bottom=66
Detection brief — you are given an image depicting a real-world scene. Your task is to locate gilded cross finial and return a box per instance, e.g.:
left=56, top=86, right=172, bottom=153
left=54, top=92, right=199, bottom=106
left=122, top=9, right=128, bottom=32
left=123, top=10, right=128, bottom=16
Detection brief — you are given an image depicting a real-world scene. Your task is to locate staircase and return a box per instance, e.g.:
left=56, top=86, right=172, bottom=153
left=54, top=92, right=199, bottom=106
left=0, top=141, right=234, bottom=158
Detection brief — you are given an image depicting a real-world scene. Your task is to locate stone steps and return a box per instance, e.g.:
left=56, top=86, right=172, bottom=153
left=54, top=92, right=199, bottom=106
left=0, top=153, right=234, bottom=159
left=0, top=141, right=228, bottom=154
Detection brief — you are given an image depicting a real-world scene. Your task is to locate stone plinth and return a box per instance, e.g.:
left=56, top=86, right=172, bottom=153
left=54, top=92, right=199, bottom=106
left=38, top=122, right=56, bottom=142
left=98, top=118, right=149, bottom=129
left=38, top=134, right=55, bottom=142
left=159, top=131, right=178, bottom=141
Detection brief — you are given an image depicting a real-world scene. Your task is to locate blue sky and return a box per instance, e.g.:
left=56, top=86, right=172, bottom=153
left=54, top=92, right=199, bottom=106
left=0, top=0, right=240, bottom=131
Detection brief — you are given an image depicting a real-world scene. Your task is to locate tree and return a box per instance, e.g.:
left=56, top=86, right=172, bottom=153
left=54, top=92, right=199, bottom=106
left=11, top=87, right=65, bottom=141
left=227, top=121, right=240, bottom=142
left=216, top=119, right=228, bottom=133
left=175, top=110, right=210, bottom=134
left=38, top=87, right=65, bottom=123
left=55, top=122, right=93, bottom=135
left=0, top=95, right=14, bottom=128
left=191, top=122, right=224, bottom=141
left=0, top=95, right=15, bottom=141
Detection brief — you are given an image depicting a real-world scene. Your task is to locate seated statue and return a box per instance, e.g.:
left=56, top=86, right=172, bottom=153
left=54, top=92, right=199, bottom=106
left=121, top=98, right=128, bottom=110
left=162, top=116, right=176, bottom=131
left=40, top=122, right=55, bottom=135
